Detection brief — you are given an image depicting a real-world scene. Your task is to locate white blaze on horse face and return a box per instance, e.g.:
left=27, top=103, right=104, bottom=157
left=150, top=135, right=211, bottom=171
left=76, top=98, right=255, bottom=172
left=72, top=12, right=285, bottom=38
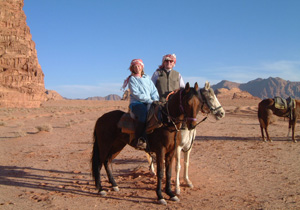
left=201, top=81, right=225, bottom=120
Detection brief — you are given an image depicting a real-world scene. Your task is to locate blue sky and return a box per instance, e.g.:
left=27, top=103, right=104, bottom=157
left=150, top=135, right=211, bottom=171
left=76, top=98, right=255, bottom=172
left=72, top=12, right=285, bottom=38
left=23, top=0, right=300, bottom=99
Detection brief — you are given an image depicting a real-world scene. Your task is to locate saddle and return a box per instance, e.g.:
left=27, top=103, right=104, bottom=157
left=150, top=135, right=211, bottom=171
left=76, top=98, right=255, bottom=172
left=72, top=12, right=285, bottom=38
left=274, top=96, right=296, bottom=119
left=117, top=103, right=163, bottom=134
left=274, top=96, right=295, bottom=110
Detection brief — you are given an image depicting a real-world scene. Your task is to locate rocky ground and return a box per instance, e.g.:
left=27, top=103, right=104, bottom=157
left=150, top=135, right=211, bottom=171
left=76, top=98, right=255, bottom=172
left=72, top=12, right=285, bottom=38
left=0, top=98, right=300, bottom=210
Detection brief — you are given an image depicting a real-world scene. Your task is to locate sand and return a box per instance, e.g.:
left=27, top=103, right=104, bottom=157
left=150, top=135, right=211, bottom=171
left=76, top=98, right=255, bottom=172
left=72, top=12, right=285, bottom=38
left=0, top=98, right=299, bottom=210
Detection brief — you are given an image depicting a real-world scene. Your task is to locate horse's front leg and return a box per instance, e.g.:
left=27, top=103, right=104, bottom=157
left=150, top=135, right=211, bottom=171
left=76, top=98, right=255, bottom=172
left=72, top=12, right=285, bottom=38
left=175, top=146, right=181, bottom=195
left=104, top=160, right=119, bottom=192
left=184, top=149, right=193, bottom=188
left=165, top=153, right=179, bottom=202
left=156, top=152, right=166, bottom=205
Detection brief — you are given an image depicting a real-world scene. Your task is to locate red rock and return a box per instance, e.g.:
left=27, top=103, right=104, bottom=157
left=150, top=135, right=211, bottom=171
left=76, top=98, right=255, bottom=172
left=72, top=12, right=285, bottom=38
left=0, top=0, right=46, bottom=108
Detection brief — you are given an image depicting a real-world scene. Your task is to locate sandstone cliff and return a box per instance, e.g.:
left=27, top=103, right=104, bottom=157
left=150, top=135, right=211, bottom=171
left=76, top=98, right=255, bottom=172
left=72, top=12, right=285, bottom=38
left=0, top=0, right=46, bottom=108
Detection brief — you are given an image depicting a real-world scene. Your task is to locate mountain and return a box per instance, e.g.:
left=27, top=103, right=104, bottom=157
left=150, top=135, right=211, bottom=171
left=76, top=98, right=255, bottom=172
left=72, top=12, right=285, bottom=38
left=85, top=94, right=121, bottom=101
left=211, top=77, right=300, bottom=99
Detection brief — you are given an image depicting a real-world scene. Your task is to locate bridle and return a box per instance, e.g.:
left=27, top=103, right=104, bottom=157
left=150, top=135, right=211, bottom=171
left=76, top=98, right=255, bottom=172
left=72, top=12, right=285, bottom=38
left=163, top=89, right=198, bottom=131
left=199, top=88, right=223, bottom=115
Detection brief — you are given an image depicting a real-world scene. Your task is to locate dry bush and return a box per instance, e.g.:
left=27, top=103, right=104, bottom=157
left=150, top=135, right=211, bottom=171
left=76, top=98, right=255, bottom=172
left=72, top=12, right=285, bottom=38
left=0, top=121, right=6, bottom=126
left=14, top=130, right=27, bottom=137
left=36, top=124, right=53, bottom=132
left=233, top=106, right=241, bottom=114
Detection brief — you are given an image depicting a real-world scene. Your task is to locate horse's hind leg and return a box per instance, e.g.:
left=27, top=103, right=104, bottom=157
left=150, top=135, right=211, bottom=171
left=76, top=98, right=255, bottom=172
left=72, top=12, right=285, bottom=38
left=265, top=127, right=272, bottom=142
left=291, top=120, right=297, bottom=143
left=260, top=125, right=266, bottom=142
left=259, top=118, right=266, bottom=142
left=92, top=139, right=106, bottom=196
left=104, top=159, right=119, bottom=191
left=146, top=152, right=156, bottom=175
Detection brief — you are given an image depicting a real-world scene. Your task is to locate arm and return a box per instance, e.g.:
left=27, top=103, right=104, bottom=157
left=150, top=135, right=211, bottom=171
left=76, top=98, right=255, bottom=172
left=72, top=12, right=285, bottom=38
left=129, top=77, right=154, bottom=104
left=151, top=71, right=159, bottom=86
left=179, top=73, right=185, bottom=88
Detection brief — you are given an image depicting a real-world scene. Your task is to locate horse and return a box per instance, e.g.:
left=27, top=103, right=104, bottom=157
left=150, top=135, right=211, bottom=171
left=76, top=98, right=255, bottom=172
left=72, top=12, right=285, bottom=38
left=91, top=82, right=201, bottom=205
left=258, top=98, right=300, bottom=142
left=146, top=82, right=225, bottom=195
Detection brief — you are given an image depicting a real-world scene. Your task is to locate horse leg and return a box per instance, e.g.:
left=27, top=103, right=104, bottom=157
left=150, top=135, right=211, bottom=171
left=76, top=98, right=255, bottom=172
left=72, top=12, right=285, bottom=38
left=184, top=149, right=193, bottom=189
left=104, top=159, right=119, bottom=192
left=258, top=117, right=266, bottom=141
left=291, top=120, right=297, bottom=143
left=146, top=152, right=156, bottom=175
left=165, top=152, right=179, bottom=202
left=91, top=136, right=106, bottom=196
left=175, top=146, right=181, bottom=195
left=260, top=125, right=265, bottom=142
left=287, top=121, right=291, bottom=137
left=265, top=126, right=272, bottom=142
left=184, top=129, right=195, bottom=189
left=156, top=151, right=167, bottom=205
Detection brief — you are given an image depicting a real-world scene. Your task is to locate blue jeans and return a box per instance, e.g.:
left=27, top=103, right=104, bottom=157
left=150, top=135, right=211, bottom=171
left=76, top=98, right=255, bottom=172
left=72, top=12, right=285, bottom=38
left=129, top=102, right=148, bottom=123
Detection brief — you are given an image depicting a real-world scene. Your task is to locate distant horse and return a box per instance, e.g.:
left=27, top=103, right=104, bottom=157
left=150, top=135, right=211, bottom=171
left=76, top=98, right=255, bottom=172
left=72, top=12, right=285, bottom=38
left=91, top=83, right=201, bottom=205
left=147, top=82, right=225, bottom=195
left=258, top=98, right=300, bottom=142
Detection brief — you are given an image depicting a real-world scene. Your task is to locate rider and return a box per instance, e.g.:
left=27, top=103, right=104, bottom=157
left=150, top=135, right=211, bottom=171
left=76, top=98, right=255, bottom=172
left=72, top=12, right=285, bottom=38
left=122, top=59, right=159, bottom=150
left=151, top=54, right=185, bottom=102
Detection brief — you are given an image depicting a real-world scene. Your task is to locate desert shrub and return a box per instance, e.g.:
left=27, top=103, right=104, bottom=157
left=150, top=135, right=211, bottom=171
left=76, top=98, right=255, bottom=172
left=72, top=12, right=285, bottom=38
left=14, top=130, right=27, bottom=137
left=36, top=124, right=53, bottom=132
left=233, top=106, right=241, bottom=114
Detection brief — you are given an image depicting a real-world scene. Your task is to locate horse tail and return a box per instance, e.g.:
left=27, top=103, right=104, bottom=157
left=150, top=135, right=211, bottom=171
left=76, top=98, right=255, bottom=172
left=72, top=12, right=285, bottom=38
left=91, top=129, right=100, bottom=188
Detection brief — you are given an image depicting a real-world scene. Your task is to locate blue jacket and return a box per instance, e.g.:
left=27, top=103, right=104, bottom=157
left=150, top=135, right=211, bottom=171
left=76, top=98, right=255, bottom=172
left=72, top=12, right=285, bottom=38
left=129, top=74, right=159, bottom=104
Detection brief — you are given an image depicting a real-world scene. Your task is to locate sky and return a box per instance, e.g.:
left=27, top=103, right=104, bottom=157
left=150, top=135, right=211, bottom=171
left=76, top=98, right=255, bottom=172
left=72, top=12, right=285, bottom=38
left=23, top=0, right=300, bottom=99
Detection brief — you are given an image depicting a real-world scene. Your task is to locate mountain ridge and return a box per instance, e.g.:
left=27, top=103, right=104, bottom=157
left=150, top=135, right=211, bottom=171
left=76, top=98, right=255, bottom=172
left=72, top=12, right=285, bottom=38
left=211, top=77, right=300, bottom=99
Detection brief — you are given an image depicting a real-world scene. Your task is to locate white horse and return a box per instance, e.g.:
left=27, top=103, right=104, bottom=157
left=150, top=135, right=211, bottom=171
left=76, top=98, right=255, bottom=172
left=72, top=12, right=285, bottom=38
left=146, top=82, right=225, bottom=195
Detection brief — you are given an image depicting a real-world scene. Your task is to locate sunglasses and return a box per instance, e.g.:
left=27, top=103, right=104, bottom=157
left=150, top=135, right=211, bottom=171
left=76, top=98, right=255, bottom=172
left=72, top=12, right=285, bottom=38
left=165, top=60, right=174, bottom=63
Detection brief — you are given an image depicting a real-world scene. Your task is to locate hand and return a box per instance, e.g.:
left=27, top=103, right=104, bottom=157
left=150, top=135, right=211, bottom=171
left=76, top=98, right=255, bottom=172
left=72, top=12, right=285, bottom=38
left=152, top=101, right=162, bottom=106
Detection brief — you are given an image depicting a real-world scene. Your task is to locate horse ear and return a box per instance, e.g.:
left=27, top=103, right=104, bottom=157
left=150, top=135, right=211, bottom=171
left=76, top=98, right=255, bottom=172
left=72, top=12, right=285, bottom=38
left=185, top=82, right=190, bottom=92
left=194, top=82, right=199, bottom=91
left=205, top=81, right=210, bottom=90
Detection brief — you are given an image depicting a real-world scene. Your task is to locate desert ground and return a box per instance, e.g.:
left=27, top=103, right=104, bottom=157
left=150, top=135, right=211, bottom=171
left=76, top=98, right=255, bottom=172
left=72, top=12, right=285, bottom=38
left=0, top=98, right=300, bottom=210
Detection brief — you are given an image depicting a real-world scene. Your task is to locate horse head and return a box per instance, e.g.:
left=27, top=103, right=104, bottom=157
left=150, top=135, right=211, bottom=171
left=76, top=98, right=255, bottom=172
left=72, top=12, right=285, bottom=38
left=180, top=82, right=201, bottom=130
left=199, top=81, right=225, bottom=120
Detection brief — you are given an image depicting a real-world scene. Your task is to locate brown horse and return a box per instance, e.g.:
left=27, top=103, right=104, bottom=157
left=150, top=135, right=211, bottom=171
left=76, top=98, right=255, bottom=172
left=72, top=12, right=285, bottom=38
left=91, top=83, right=201, bottom=205
left=258, top=98, right=300, bottom=142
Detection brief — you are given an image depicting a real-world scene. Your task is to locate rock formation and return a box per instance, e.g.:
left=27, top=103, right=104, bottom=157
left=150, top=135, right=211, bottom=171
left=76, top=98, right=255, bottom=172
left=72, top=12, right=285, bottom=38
left=215, top=87, right=260, bottom=100
left=0, top=0, right=46, bottom=108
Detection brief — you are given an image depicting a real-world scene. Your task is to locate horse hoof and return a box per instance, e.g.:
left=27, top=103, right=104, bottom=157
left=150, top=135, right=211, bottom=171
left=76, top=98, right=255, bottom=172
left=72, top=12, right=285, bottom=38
left=158, top=199, right=167, bottom=205
left=170, top=196, right=180, bottom=202
left=99, top=190, right=107, bottom=196
left=175, top=188, right=180, bottom=195
left=188, top=183, right=194, bottom=188
left=293, top=140, right=297, bottom=143
left=113, top=186, right=119, bottom=192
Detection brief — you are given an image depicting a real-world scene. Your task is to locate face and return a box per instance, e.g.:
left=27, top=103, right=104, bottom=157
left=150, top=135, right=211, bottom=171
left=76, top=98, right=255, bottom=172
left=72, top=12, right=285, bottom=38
left=132, top=64, right=143, bottom=75
left=163, top=59, right=175, bottom=70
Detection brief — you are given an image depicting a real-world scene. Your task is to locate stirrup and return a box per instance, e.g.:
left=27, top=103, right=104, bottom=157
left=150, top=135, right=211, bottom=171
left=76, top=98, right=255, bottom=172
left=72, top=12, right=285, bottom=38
left=136, top=137, right=147, bottom=150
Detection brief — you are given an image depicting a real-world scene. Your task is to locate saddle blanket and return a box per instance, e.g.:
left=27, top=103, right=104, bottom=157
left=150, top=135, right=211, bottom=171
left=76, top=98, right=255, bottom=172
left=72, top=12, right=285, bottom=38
left=117, top=104, right=162, bottom=134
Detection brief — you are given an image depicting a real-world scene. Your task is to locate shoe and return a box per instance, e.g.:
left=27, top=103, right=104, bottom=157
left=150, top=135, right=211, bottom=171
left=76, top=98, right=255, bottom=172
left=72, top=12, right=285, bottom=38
left=136, top=137, right=147, bottom=150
